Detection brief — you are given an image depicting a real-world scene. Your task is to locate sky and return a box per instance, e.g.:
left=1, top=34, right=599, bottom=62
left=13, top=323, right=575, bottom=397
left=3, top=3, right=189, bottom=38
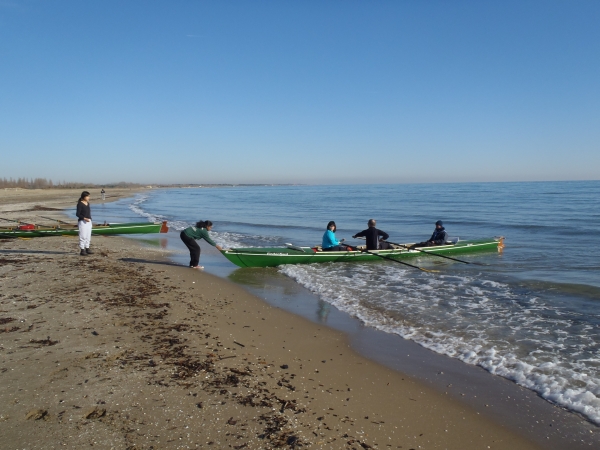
left=1, top=1, right=599, bottom=185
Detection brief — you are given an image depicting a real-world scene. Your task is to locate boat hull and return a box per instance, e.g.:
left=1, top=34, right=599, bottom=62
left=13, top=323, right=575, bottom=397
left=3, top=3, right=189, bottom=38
left=0, top=221, right=169, bottom=239
left=221, top=238, right=504, bottom=268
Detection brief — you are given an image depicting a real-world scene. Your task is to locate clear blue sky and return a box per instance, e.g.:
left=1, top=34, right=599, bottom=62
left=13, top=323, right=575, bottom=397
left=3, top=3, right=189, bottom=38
left=1, top=1, right=598, bottom=184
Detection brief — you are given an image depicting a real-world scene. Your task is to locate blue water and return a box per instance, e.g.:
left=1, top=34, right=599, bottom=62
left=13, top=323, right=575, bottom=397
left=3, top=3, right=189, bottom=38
left=91, top=181, right=600, bottom=424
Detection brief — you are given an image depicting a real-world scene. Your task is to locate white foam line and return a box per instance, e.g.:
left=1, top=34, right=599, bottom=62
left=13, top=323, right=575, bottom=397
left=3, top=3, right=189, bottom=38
left=126, top=195, right=283, bottom=250
left=279, top=263, right=600, bottom=424
left=128, top=194, right=167, bottom=224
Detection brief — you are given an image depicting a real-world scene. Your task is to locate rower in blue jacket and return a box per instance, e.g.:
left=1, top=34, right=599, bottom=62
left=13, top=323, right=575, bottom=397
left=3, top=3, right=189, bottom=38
left=322, top=221, right=347, bottom=251
left=409, top=220, right=448, bottom=249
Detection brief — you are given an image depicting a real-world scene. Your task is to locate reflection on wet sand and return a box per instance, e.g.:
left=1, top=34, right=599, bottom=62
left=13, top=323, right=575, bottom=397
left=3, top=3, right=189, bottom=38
left=317, top=300, right=331, bottom=322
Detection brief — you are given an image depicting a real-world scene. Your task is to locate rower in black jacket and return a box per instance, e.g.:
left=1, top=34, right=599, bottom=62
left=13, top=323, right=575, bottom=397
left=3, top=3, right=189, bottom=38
left=409, top=220, right=448, bottom=249
left=352, top=219, right=392, bottom=250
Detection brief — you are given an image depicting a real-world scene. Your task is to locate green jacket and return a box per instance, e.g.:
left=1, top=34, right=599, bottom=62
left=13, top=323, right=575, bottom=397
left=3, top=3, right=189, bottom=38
left=183, top=226, right=217, bottom=246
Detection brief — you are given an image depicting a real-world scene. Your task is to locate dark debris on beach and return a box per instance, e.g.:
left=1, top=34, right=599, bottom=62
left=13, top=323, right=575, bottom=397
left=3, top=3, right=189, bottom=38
left=0, top=237, right=381, bottom=450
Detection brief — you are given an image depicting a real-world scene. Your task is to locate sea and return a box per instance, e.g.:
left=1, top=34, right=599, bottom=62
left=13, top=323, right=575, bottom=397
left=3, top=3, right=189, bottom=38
left=89, top=181, right=600, bottom=425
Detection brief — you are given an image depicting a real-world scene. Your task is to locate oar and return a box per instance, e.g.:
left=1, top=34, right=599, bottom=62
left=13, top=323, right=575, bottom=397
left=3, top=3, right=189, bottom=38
left=384, top=240, right=489, bottom=266
left=0, top=216, right=20, bottom=224
left=0, top=217, right=36, bottom=227
left=285, top=243, right=309, bottom=253
left=344, top=243, right=439, bottom=273
left=39, top=215, right=73, bottom=225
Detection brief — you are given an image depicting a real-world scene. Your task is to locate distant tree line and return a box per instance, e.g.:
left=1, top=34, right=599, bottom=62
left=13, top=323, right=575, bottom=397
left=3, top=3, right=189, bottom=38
left=0, top=177, right=141, bottom=189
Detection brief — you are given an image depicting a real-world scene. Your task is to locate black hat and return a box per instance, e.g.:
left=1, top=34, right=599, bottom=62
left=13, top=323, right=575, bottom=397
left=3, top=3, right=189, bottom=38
left=435, top=220, right=443, bottom=227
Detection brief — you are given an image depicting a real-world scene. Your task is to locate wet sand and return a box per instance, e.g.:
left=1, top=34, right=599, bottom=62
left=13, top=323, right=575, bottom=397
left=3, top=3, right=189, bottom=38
left=0, top=191, right=543, bottom=448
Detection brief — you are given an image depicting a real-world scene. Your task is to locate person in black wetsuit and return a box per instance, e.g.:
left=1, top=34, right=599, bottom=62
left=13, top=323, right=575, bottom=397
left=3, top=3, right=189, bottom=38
left=352, top=219, right=392, bottom=250
left=409, top=220, right=448, bottom=249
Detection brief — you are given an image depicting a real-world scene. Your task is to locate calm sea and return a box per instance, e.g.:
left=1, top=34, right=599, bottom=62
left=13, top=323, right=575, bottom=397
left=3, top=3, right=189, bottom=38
left=90, top=181, right=600, bottom=424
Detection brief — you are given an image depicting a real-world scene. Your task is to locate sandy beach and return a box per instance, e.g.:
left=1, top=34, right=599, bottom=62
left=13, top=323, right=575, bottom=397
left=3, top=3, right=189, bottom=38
left=0, top=188, right=144, bottom=215
left=0, top=190, right=546, bottom=449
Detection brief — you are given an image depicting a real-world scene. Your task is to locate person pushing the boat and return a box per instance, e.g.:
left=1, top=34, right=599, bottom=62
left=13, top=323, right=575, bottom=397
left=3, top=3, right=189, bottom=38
left=322, top=221, right=347, bottom=251
left=180, top=220, right=223, bottom=269
left=352, top=219, right=392, bottom=250
left=76, top=191, right=93, bottom=256
left=409, top=220, right=448, bottom=249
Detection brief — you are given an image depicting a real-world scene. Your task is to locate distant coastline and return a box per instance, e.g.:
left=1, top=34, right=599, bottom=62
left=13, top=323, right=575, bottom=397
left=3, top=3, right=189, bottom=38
left=1, top=178, right=304, bottom=190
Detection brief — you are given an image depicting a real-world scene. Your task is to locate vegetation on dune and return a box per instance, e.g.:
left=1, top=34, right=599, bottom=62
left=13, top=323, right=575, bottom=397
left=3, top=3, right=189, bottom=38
left=0, top=177, right=140, bottom=189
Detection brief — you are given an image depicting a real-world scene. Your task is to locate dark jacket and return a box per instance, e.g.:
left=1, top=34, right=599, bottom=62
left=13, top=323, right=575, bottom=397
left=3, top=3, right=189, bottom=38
left=76, top=201, right=91, bottom=221
left=354, top=227, right=389, bottom=250
left=429, top=227, right=447, bottom=245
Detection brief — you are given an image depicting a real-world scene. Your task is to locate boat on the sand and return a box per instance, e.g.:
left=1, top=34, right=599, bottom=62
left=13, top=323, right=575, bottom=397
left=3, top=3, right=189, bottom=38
left=221, top=237, right=504, bottom=268
left=0, top=221, right=169, bottom=239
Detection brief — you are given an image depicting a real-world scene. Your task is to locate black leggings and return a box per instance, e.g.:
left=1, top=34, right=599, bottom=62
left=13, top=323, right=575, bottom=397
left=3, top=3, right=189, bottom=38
left=180, top=231, right=201, bottom=267
left=322, top=245, right=348, bottom=251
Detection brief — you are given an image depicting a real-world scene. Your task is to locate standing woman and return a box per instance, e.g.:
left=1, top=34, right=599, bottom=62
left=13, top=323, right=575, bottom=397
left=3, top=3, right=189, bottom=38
left=180, top=220, right=223, bottom=269
left=76, top=191, right=93, bottom=256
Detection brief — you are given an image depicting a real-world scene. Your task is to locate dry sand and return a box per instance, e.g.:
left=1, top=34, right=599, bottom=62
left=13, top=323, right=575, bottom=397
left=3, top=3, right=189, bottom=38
left=0, top=187, right=144, bottom=219
left=0, top=191, right=540, bottom=449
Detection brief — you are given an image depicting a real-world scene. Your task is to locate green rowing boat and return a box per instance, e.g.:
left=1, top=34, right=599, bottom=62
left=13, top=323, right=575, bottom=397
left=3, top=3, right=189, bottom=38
left=221, top=237, right=504, bottom=268
left=0, top=221, right=169, bottom=239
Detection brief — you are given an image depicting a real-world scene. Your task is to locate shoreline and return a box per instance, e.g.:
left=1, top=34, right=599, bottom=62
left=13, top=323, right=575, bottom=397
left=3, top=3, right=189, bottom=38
left=0, top=234, right=538, bottom=449
left=0, top=189, right=597, bottom=448
left=187, top=243, right=600, bottom=449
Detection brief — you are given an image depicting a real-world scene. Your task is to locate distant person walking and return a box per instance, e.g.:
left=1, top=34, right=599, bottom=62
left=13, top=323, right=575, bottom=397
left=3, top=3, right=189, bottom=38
left=180, top=220, right=223, bottom=269
left=101, top=188, right=106, bottom=200
left=76, top=191, right=93, bottom=256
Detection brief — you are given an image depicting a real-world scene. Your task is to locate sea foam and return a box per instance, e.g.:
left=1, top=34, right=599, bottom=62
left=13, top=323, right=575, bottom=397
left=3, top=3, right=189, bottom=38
left=280, top=262, right=600, bottom=424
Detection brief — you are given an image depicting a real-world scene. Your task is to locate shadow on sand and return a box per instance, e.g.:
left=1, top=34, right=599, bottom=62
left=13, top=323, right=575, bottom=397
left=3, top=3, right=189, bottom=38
left=120, top=257, right=184, bottom=268
left=0, top=249, right=70, bottom=255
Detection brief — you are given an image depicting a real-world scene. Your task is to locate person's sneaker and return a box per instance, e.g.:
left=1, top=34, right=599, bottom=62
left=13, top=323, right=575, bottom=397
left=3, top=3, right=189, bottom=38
left=80, top=249, right=87, bottom=256
left=191, top=265, right=204, bottom=270
left=86, top=248, right=94, bottom=254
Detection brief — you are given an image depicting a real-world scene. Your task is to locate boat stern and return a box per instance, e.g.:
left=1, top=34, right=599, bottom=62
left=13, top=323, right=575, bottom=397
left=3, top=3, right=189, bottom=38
left=496, top=236, right=505, bottom=251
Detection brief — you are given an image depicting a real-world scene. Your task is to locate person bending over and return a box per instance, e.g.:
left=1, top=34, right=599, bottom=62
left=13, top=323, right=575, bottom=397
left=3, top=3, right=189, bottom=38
left=322, top=221, right=347, bottom=251
left=409, top=220, right=448, bottom=249
left=352, top=219, right=392, bottom=250
left=180, top=220, right=223, bottom=269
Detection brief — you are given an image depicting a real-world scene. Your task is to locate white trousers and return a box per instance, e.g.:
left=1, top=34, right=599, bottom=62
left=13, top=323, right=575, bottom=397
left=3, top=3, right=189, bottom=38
left=78, top=220, right=92, bottom=249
